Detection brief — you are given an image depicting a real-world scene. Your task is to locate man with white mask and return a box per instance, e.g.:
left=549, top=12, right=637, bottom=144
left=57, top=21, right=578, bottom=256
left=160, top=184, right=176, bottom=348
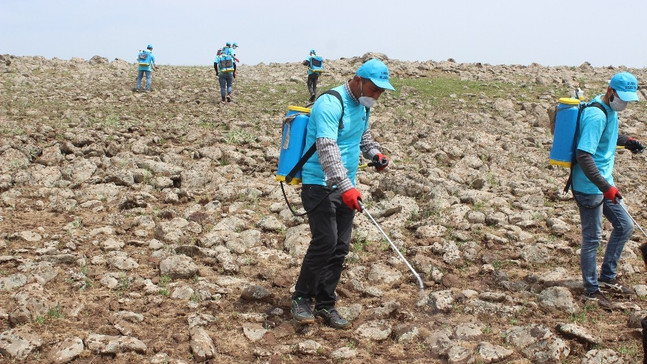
left=573, top=71, right=644, bottom=309
left=290, top=59, right=394, bottom=329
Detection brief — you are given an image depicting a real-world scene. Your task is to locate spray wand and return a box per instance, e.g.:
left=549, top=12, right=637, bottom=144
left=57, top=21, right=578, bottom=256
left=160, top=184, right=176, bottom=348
left=358, top=201, right=424, bottom=290
left=617, top=202, right=647, bottom=267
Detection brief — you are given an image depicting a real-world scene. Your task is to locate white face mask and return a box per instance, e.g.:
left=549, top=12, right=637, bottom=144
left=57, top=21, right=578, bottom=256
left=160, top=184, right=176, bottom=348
left=359, top=80, right=377, bottom=108
left=610, top=94, right=628, bottom=111
left=359, top=96, right=377, bottom=108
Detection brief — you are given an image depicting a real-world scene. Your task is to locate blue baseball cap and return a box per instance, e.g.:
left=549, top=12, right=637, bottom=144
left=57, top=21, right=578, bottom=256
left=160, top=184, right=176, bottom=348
left=356, top=59, right=395, bottom=91
left=609, top=72, right=639, bottom=102
left=147, top=44, right=153, bottom=49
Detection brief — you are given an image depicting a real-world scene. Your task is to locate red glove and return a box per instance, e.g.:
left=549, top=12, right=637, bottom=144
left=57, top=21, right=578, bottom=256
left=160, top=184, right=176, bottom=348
left=603, top=186, right=622, bottom=204
left=372, top=153, right=389, bottom=172
left=341, top=188, right=362, bottom=212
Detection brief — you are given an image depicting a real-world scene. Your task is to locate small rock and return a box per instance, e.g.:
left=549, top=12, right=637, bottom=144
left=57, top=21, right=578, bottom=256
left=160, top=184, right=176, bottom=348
left=477, top=341, right=514, bottom=363
left=0, top=326, right=43, bottom=360
left=355, top=320, right=392, bottom=341
left=159, top=255, right=199, bottom=279
left=48, top=336, right=84, bottom=364
left=295, top=339, right=322, bottom=355
left=331, top=346, right=357, bottom=359
left=242, top=324, right=267, bottom=342
left=240, top=285, right=271, bottom=301
left=557, top=323, right=600, bottom=345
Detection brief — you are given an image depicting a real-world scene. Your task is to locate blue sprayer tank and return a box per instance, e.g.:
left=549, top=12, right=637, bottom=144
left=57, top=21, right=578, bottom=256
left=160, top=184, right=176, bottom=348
left=549, top=97, right=582, bottom=168
left=276, top=106, right=311, bottom=184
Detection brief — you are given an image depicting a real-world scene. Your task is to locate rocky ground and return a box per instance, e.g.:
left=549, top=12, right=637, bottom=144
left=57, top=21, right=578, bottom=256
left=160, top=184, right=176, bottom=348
left=1, top=53, right=647, bottom=363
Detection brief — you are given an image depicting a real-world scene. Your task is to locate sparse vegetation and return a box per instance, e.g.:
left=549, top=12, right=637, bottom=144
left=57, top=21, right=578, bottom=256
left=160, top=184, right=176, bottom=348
left=0, top=55, right=645, bottom=363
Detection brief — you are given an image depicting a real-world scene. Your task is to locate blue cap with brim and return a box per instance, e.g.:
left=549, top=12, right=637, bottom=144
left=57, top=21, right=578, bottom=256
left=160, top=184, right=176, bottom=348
left=609, top=72, right=639, bottom=102
left=356, top=59, right=395, bottom=91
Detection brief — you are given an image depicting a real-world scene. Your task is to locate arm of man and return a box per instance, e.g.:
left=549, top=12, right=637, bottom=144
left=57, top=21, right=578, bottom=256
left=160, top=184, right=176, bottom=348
left=360, top=129, right=382, bottom=160
left=316, top=138, right=352, bottom=192
left=214, top=63, right=218, bottom=74
left=617, top=134, right=630, bottom=146
left=575, top=150, right=612, bottom=192
left=618, top=133, right=645, bottom=153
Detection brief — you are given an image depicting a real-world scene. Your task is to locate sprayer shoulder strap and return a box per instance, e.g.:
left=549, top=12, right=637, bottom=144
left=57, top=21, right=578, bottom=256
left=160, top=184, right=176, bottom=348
left=319, top=90, right=345, bottom=129
left=286, top=90, right=345, bottom=181
left=563, top=101, right=609, bottom=194
left=586, top=102, right=608, bottom=119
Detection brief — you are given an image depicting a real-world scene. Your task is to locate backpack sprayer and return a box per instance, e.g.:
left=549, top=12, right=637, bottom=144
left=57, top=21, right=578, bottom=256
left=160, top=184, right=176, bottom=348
left=358, top=201, right=424, bottom=291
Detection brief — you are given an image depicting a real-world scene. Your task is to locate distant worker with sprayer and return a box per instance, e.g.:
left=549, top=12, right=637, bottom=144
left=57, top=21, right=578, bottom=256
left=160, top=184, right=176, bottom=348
left=221, top=41, right=240, bottom=77
left=571, top=72, right=644, bottom=309
left=303, top=49, right=324, bottom=102
left=135, top=44, right=157, bottom=92
left=214, top=42, right=236, bottom=103
left=290, top=59, right=394, bottom=329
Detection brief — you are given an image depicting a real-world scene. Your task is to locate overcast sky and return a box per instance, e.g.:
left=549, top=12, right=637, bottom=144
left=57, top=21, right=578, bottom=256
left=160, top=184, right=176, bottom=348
left=2, top=0, right=647, bottom=68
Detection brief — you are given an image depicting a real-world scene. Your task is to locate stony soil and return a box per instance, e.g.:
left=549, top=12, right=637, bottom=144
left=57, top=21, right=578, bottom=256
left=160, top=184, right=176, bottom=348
left=1, top=53, right=647, bottom=363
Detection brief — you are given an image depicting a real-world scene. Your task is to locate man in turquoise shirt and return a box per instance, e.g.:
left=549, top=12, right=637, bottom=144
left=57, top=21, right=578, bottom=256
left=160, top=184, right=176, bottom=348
left=214, top=52, right=235, bottom=103
left=291, top=59, right=394, bottom=329
left=573, top=71, right=644, bottom=309
left=302, top=49, right=323, bottom=102
left=135, top=44, right=156, bottom=92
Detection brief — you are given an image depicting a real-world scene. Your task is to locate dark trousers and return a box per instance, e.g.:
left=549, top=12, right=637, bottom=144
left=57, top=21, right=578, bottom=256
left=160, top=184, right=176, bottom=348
left=307, top=73, right=319, bottom=96
left=293, top=185, right=354, bottom=309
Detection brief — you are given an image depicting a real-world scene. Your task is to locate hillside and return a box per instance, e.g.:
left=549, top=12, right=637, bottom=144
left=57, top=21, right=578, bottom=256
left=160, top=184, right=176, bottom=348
left=1, top=53, right=647, bottom=363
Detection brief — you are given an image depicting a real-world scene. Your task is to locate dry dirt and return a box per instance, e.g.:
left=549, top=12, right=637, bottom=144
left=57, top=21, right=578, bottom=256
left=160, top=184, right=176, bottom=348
left=1, top=54, right=647, bottom=363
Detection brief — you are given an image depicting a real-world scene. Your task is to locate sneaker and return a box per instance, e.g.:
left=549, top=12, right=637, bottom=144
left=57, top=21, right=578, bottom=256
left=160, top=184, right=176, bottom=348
left=226, top=95, right=231, bottom=102
left=599, top=278, right=635, bottom=296
left=309, top=94, right=315, bottom=102
left=584, top=290, right=613, bottom=310
left=221, top=99, right=226, bottom=104
left=314, top=308, right=351, bottom=329
left=291, top=297, right=314, bottom=324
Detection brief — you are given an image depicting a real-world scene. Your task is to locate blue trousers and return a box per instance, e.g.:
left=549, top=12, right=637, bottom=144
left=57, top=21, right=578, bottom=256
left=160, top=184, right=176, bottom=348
left=218, top=73, right=233, bottom=100
left=575, top=191, right=633, bottom=294
left=136, top=70, right=152, bottom=90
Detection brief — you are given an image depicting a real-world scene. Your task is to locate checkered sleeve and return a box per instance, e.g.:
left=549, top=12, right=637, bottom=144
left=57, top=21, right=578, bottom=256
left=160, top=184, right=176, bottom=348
left=360, top=129, right=382, bottom=160
left=316, top=137, right=353, bottom=192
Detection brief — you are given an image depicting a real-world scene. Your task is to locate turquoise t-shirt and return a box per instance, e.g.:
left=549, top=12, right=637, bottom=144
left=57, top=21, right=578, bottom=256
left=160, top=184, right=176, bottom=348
left=572, top=95, right=618, bottom=194
left=301, top=85, right=369, bottom=186
left=137, top=51, right=155, bottom=71
left=304, top=56, right=323, bottom=75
